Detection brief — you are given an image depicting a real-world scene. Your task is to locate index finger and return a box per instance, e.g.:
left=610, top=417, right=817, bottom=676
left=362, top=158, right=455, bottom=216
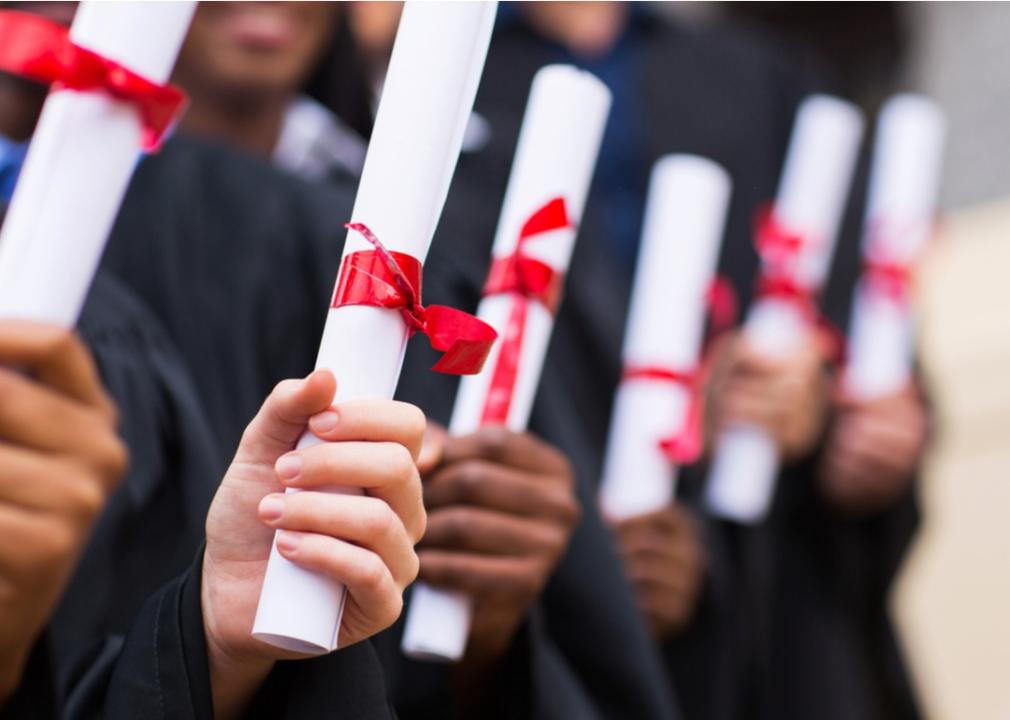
left=0, top=321, right=111, bottom=413
left=308, top=399, right=426, bottom=460
left=440, top=426, right=570, bottom=476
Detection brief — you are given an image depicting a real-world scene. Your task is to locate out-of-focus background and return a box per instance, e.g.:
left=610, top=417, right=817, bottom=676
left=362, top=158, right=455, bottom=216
left=668, top=3, right=1010, bottom=718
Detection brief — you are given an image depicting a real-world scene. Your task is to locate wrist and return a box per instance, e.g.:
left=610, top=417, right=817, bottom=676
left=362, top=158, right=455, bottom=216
left=201, top=557, right=274, bottom=720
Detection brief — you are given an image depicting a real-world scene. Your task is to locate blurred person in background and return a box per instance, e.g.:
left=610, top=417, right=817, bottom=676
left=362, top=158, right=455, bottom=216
left=388, top=2, right=929, bottom=719
left=173, top=1, right=372, bottom=179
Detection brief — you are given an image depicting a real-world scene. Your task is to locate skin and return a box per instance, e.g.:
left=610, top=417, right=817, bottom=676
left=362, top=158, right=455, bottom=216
left=201, top=370, right=426, bottom=720
left=0, top=322, right=127, bottom=704
left=519, top=1, right=629, bottom=58
left=173, top=1, right=340, bottom=156
left=610, top=505, right=706, bottom=641
left=416, top=425, right=580, bottom=698
left=819, top=384, right=927, bottom=516
left=707, top=328, right=834, bottom=463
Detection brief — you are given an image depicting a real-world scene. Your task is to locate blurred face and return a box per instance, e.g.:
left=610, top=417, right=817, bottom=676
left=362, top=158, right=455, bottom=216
left=175, top=1, right=339, bottom=102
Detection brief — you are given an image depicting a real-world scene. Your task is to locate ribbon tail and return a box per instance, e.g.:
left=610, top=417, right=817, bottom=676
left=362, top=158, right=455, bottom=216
left=422, top=305, right=498, bottom=375
left=658, top=387, right=705, bottom=466
left=480, top=296, right=528, bottom=424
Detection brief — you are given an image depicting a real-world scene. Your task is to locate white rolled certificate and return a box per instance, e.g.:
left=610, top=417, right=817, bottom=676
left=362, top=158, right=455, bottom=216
left=252, top=1, right=498, bottom=655
left=598, top=155, right=731, bottom=521
left=0, top=1, right=196, bottom=325
left=400, top=64, right=611, bottom=662
left=704, top=95, right=864, bottom=524
left=844, top=95, right=945, bottom=399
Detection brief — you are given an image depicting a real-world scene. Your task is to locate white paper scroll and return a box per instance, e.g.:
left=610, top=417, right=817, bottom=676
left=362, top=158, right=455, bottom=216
left=400, top=64, right=611, bottom=662
left=0, top=1, right=196, bottom=325
left=704, top=95, right=864, bottom=524
left=252, top=1, right=497, bottom=655
left=844, top=95, right=945, bottom=399
left=598, top=155, right=731, bottom=521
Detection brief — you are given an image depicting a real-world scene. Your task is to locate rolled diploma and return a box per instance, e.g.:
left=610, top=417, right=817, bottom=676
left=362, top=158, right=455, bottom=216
left=844, top=95, right=945, bottom=399
left=705, top=95, right=864, bottom=524
left=400, top=64, right=611, bottom=662
left=251, top=1, right=498, bottom=655
left=598, top=155, right=731, bottom=521
left=0, top=1, right=196, bottom=325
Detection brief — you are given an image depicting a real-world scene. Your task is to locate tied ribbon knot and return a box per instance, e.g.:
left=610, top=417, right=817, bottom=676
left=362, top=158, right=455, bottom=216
left=753, top=204, right=847, bottom=365
left=753, top=204, right=819, bottom=317
left=622, top=366, right=705, bottom=465
left=0, top=10, right=187, bottom=151
left=861, top=218, right=918, bottom=304
left=618, top=276, right=738, bottom=466
left=333, top=223, right=497, bottom=375
left=480, top=197, right=572, bottom=424
left=863, top=257, right=912, bottom=303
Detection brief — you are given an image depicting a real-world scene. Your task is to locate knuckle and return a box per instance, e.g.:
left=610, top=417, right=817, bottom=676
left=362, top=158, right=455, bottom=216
left=362, top=502, right=397, bottom=541
left=440, top=508, right=471, bottom=545
left=356, top=553, right=388, bottom=592
left=401, top=404, right=427, bottom=443
left=403, top=549, right=420, bottom=585
left=475, top=425, right=509, bottom=459
left=94, top=435, right=129, bottom=487
left=44, top=328, right=78, bottom=359
left=452, top=461, right=485, bottom=500
left=386, top=442, right=415, bottom=480
left=66, top=477, right=106, bottom=521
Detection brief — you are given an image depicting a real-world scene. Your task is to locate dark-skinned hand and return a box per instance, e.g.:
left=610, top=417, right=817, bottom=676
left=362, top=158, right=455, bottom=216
left=819, top=383, right=927, bottom=516
left=611, top=504, right=706, bottom=641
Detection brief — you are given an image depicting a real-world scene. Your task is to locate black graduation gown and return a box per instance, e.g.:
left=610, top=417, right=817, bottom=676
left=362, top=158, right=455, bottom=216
left=1, top=140, right=395, bottom=717
left=401, top=9, right=921, bottom=720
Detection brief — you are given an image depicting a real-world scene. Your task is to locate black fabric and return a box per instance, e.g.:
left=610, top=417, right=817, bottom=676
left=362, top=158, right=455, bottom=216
left=1, top=638, right=60, bottom=720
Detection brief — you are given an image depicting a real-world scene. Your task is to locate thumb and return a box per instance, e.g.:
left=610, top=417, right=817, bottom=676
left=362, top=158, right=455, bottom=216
left=235, top=370, right=337, bottom=465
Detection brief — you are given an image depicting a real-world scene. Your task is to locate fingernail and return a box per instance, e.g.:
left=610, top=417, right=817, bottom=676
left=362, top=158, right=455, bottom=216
left=259, top=494, right=285, bottom=522
left=310, top=410, right=339, bottom=434
left=275, top=453, right=302, bottom=481
left=276, top=531, right=300, bottom=554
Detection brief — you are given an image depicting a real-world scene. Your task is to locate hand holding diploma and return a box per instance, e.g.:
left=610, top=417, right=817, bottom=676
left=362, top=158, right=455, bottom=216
left=400, top=64, right=610, bottom=662
left=704, top=95, right=864, bottom=524
left=202, top=371, right=426, bottom=720
left=0, top=2, right=195, bottom=326
left=0, top=322, right=126, bottom=703
left=252, top=0, right=498, bottom=654
left=412, top=425, right=579, bottom=691
left=821, top=95, right=943, bottom=516
left=611, top=504, right=706, bottom=641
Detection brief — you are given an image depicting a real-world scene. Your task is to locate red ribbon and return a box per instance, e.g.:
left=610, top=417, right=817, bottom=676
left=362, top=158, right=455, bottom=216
left=479, top=197, right=572, bottom=424
left=860, top=219, right=917, bottom=303
left=753, top=204, right=819, bottom=316
left=617, top=274, right=740, bottom=466
left=0, top=10, right=187, bottom=151
left=622, top=365, right=705, bottom=465
left=863, top=257, right=912, bottom=303
left=753, top=205, right=849, bottom=364
left=333, top=223, right=497, bottom=375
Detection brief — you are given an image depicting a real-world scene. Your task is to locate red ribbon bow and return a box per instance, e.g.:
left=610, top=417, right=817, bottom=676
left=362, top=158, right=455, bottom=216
left=621, top=365, right=705, bottom=465
left=0, top=10, right=187, bottom=151
left=754, top=204, right=848, bottom=365
left=333, top=223, right=498, bottom=375
left=861, top=219, right=917, bottom=303
left=617, top=276, right=738, bottom=466
left=479, top=197, right=573, bottom=424
left=753, top=204, right=819, bottom=316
